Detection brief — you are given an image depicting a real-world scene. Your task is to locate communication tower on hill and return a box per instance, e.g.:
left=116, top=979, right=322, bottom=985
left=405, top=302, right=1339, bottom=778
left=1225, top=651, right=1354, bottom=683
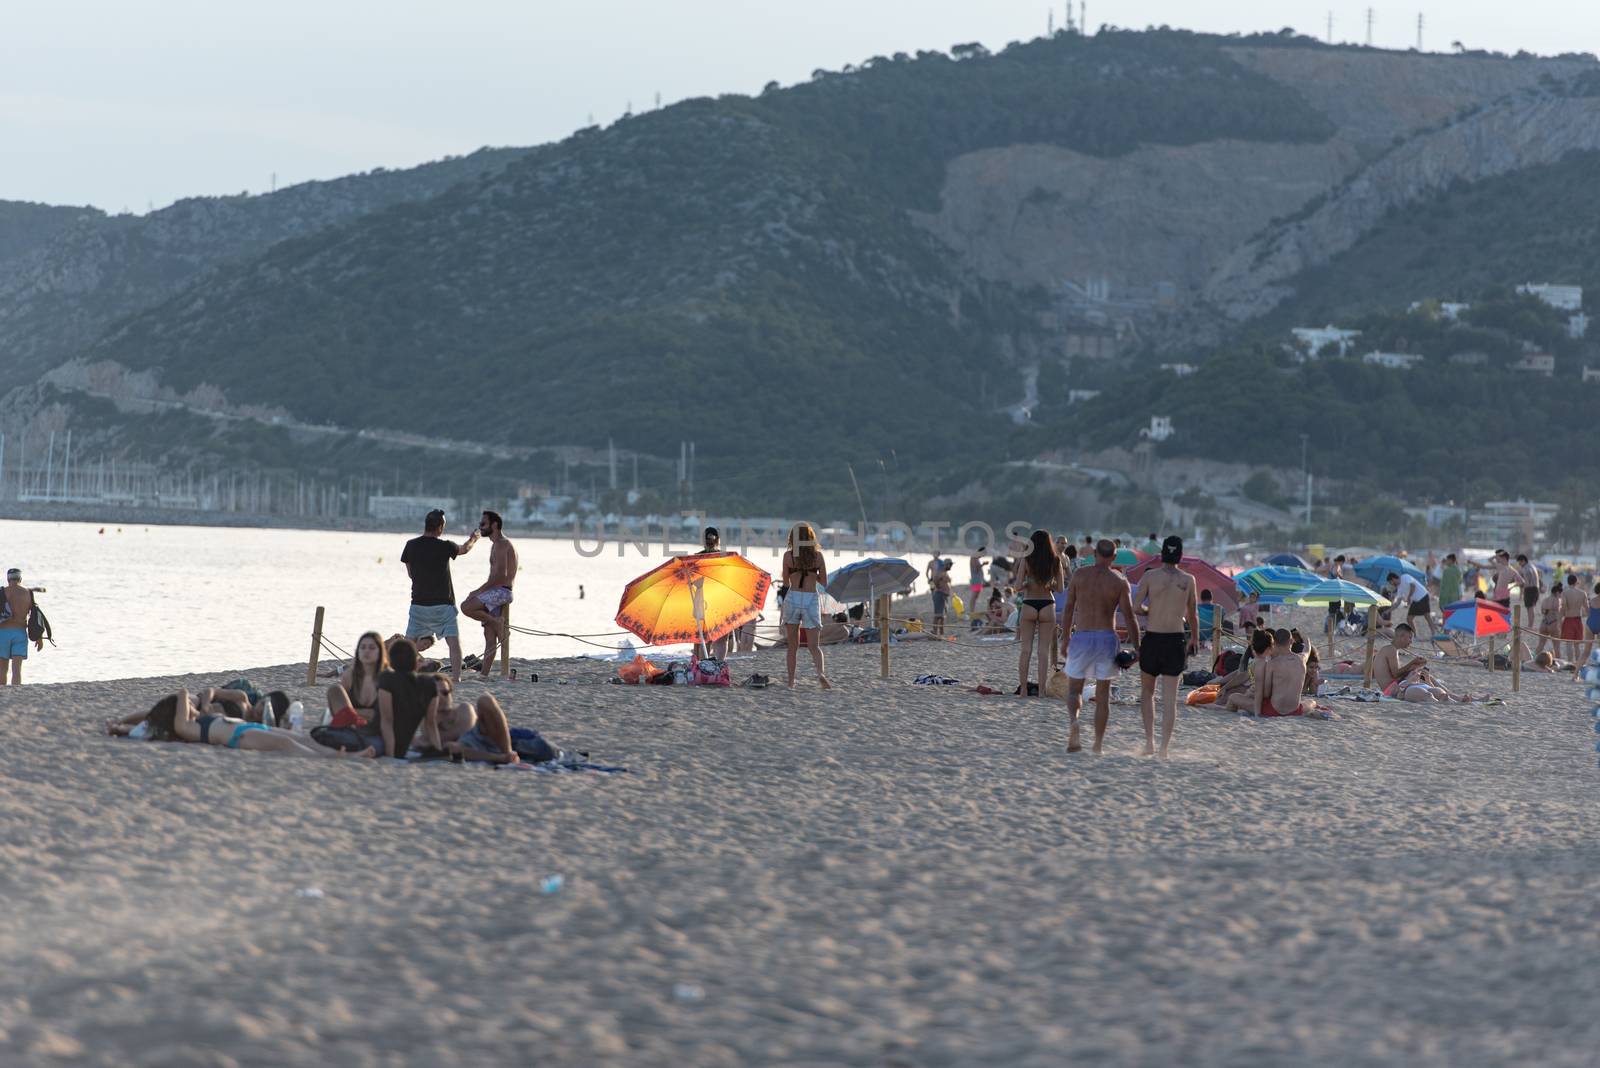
left=1366, top=7, right=1376, bottom=46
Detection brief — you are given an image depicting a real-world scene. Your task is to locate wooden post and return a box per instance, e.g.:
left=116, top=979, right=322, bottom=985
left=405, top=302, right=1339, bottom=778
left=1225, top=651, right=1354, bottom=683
left=1362, top=602, right=1379, bottom=688
left=500, top=606, right=511, bottom=677
left=306, top=606, right=325, bottom=686
left=1327, top=606, right=1335, bottom=664
left=878, top=594, right=891, bottom=678
left=1512, top=604, right=1521, bottom=693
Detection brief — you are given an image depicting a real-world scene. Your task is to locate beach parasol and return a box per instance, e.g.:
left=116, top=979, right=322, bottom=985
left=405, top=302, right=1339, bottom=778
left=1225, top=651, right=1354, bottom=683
left=1264, top=552, right=1314, bottom=570
left=1284, top=579, right=1392, bottom=608
left=826, top=558, right=917, bottom=603
left=1234, top=565, right=1321, bottom=605
left=1442, top=599, right=1512, bottom=638
left=1351, top=555, right=1426, bottom=587
left=1124, top=554, right=1240, bottom=613
left=1112, top=547, right=1145, bottom=568
left=616, top=552, right=771, bottom=646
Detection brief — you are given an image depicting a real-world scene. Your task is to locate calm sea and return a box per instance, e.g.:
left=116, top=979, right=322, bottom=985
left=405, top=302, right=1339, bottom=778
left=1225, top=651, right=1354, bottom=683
left=0, top=519, right=940, bottom=683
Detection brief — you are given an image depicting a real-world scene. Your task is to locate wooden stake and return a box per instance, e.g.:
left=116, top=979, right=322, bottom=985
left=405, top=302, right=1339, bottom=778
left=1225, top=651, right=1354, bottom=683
left=878, top=594, right=891, bottom=678
left=501, top=606, right=511, bottom=678
left=1212, top=604, right=1222, bottom=659
left=306, top=605, right=325, bottom=686
left=1512, top=604, right=1521, bottom=693
left=1362, top=603, right=1379, bottom=689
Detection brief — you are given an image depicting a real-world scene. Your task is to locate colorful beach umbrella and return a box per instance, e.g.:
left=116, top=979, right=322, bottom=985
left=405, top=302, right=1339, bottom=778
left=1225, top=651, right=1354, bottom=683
left=1234, top=565, right=1321, bottom=604
left=1285, top=578, right=1391, bottom=608
left=1442, top=600, right=1512, bottom=637
left=1351, top=555, right=1426, bottom=587
left=616, top=552, right=771, bottom=645
left=1112, top=547, right=1144, bottom=568
left=1442, top=597, right=1508, bottom=615
left=1264, top=552, right=1313, bottom=570
left=825, top=557, right=917, bottom=603
left=1124, top=554, right=1240, bottom=613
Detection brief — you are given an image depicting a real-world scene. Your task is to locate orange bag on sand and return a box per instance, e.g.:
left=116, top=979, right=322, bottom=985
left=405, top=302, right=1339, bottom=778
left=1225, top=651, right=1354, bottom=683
left=617, top=655, right=662, bottom=685
left=1185, top=684, right=1220, bottom=706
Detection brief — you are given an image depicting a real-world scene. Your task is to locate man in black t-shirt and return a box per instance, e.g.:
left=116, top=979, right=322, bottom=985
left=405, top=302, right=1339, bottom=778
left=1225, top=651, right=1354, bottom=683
left=372, top=638, right=443, bottom=758
left=400, top=509, right=478, bottom=683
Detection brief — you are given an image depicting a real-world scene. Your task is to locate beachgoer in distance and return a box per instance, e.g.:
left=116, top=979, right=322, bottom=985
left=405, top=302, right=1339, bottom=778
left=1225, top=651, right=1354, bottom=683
left=402, top=509, right=479, bottom=683
left=1014, top=530, right=1064, bottom=697
left=0, top=567, right=40, bottom=685
left=1388, top=570, right=1433, bottom=639
left=984, top=591, right=1009, bottom=634
left=1560, top=574, right=1587, bottom=662
left=1490, top=550, right=1513, bottom=608
left=691, top=527, right=732, bottom=660
left=1374, top=624, right=1470, bottom=702
left=1439, top=553, right=1462, bottom=608
left=1132, top=535, right=1198, bottom=756
left=1060, top=539, right=1139, bottom=755
left=780, top=523, right=832, bottom=689
left=1247, top=628, right=1308, bottom=716
left=376, top=637, right=445, bottom=757
left=1515, top=553, right=1542, bottom=616
left=1534, top=582, right=1564, bottom=660
left=930, top=563, right=953, bottom=637
left=1220, top=628, right=1274, bottom=709
left=968, top=548, right=986, bottom=608
left=1142, top=533, right=1161, bottom=557
left=461, top=510, right=518, bottom=676
left=327, top=631, right=388, bottom=727
left=138, top=689, right=373, bottom=757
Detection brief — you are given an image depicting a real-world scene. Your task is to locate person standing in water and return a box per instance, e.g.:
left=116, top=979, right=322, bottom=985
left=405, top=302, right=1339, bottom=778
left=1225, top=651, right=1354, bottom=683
left=461, top=510, right=518, bottom=676
left=0, top=568, right=40, bottom=686
left=1131, top=536, right=1198, bottom=759
left=1060, top=540, right=1139, bottom=754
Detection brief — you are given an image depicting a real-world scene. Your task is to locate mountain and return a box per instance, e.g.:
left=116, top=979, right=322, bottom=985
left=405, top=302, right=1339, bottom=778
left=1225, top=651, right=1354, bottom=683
left=0, top=200, right=99, bottom=270
left=5, top=28, right=1600, bottom=524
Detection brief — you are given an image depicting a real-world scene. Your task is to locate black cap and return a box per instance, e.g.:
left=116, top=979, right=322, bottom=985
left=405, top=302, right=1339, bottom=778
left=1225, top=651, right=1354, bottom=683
left=1160, top=535, right=1183, bottom=564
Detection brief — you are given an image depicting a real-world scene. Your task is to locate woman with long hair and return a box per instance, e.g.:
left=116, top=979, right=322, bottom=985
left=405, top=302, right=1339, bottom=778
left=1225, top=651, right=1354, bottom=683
left=780, top=522, right=832, bottom=689
left=140, top=689, right=373, bottom=758
left=327, top=631, right=389, bottom=724
left=1015, top=530, right=1064, bottom=695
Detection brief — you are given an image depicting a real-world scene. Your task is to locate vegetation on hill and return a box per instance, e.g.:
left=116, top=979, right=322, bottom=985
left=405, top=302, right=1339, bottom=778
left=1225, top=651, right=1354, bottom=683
left=0, top=200, right=99, bottom=268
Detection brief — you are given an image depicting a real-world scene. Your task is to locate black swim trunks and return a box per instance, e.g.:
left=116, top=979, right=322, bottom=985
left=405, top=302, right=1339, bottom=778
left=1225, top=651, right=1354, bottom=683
left=1139, top=631, right=1188, bottom=678
left=1408, top=595, right=1431, bottom=618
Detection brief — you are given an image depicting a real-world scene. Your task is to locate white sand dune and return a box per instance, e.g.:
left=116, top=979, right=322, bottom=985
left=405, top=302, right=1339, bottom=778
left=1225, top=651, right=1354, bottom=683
left=2, top=627, right=1598, bottom=1066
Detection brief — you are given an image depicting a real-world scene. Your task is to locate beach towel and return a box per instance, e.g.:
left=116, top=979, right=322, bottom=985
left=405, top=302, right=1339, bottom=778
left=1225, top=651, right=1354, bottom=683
left=913, top=674, right=960, bottom=685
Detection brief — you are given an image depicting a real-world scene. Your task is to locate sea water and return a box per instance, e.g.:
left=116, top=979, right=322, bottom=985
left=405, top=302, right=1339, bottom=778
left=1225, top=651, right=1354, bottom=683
left=0, top=519, right=941, bottom=683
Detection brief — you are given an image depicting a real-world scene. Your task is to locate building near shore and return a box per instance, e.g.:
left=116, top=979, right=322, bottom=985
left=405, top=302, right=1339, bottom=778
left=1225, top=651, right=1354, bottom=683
left=368, top=495, right=458, bottom=521
left=1467, top=499, right=1558, bottom=549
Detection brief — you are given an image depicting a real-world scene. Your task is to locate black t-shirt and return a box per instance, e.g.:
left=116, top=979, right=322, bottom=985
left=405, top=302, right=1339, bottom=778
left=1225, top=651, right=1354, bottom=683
left=374, top=670, right=438, bottom=756
left=401, top=536, right=460, bottom=606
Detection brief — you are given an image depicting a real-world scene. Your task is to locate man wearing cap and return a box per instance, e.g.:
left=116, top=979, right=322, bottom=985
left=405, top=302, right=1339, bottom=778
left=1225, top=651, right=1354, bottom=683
left=401, top=510, right=479, bottom=683
left=1060, top=539, right=1139, bottom=754
left=1131, top=536, right=1198, bottom=759
left=0, top=568, right=40, bottom=685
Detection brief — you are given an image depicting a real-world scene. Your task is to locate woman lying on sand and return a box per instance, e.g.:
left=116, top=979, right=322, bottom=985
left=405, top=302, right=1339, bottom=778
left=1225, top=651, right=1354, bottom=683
left=107, top=684, right=287, bottom=735
left=129, top=689, right=374, bottom=758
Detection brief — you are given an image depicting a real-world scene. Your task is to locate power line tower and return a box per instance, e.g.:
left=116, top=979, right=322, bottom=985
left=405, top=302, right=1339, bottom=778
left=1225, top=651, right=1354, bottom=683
left=1326, top=10, right=1334, bottom=43
left=1416, top=12, right=1424, bottom=51
left=1366, top=7, right=1376, bottom=47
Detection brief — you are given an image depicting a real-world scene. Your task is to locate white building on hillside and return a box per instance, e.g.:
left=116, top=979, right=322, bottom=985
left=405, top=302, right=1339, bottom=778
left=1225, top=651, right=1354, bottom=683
left=1362, top=350, right=1425, bottom=370
left=1468, top=499, right=1559, bottom=549
left=1511, top=352, right=1555, bottom=376
left=1518, top=283, right=1584, bottom=312
left=1159, top=363, right=1198, bottom=377
left=1570, top=312, right=1589, bottom=339
left=1583, top=366, right=1600, bottom=384
left=1139, top=416, right=1174, bottom=442
left=1290, top=325, right=1361, bottom=359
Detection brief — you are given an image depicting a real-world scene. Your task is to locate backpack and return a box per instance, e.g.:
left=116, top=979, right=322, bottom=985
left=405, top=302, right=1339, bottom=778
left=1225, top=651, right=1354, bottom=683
left=27, top=604, right=53, bottom=646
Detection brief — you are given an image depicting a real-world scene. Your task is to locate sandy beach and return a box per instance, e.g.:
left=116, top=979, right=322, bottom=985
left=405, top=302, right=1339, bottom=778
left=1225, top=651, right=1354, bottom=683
left=3, top=619, right=1598, bottom=1067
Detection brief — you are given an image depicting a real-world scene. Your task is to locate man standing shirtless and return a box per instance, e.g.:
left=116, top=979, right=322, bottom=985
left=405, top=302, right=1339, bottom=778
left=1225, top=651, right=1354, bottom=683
left=461, top=510, right=519, bottom=676
left=1060, top=539, right=1139, bottom=754
left=1132, top=536, right=1198, bottom=758
left=0, top=568, right=40, bottom=685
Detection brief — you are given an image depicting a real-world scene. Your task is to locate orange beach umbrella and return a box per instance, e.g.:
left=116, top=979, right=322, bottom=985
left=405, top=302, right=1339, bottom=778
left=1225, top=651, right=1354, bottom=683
left=616, top=551, right=772, bottom=646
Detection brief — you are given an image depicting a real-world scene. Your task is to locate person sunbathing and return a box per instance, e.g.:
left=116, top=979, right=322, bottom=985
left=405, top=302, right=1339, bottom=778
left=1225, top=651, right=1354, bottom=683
left=1375, top=624, right=1473, bottom=703
left=107, top=684, right=286, bottom=735
left=451, top=692, right=518, bottom=764
left=326, top=631, right=388, bottom=728
left=131, top=689, right=374, bottom=757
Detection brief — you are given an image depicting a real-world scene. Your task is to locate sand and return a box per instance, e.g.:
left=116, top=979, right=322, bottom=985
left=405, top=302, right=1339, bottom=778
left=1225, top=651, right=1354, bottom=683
left=3, top=619, right=1599, bottom=1067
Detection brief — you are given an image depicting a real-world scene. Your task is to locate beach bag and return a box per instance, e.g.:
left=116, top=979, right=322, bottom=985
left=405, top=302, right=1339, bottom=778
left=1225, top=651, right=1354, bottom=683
left=1185, top=684, right=1221, bottom=706
left=1043, top=670, right=1071, bottom=701
left=1214, top=650, right=1241, bottom=675
left=689, top=657, right=730, bottom=686
left=310, top=725, right=368, bottom=753
left=952, top=593, right=965, bottom=618
left=509, top=727, right=556, bottom=764
left=1183, top=670, right=1216, bottom=687
left=26, top=604, right=53, bottom=646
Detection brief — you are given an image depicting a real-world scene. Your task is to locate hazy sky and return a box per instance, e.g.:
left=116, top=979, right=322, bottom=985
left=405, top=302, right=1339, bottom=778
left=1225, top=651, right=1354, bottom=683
left=3, top=1, right=1595, bottom=212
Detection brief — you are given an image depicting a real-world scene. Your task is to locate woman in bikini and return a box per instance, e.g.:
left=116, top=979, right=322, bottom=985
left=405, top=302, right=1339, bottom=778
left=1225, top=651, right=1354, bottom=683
left=1014, top=530, right=1063, bottom=695
left=780, top=522, right=832, bottom=689
left=137, top=689, right=374, bottom=758
left=326, top=631, right=388, bottom=728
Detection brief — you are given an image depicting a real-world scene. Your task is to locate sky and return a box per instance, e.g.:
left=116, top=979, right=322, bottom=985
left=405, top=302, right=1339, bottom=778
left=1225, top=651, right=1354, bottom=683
left=3, top=1, right=1596, bottom=213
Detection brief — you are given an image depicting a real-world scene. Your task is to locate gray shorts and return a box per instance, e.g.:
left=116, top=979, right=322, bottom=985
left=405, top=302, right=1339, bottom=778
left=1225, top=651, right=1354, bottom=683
left=407, top=602, right=459, bottom=641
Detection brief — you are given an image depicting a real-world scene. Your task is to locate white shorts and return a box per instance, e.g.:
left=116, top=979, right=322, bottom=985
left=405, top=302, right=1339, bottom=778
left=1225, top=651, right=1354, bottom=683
left=1065, top=630, right=1121, bottom=682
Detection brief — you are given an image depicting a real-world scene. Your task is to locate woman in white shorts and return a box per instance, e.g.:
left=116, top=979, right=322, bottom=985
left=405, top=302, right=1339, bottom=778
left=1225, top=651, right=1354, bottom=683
left=780, top=522, right=832, bottom=690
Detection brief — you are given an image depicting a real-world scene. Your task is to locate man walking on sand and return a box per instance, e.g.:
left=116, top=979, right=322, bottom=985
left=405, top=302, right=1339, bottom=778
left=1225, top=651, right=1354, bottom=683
left=0, top=568, right=41, bottom=685
left=402, top=509, right=479, bottom=683
left=1061, top=539, right=1139, bottom=754
left=1132, top=536, right=1197, bottom=758
left=461, top=510, right=518, bottom=676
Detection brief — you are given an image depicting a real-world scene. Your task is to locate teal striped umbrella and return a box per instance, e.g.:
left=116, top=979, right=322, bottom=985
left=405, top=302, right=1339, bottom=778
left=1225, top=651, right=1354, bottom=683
left=1234, top=565, right=1321, bottom=605
left=1284, top=578, right=1391, bottom=608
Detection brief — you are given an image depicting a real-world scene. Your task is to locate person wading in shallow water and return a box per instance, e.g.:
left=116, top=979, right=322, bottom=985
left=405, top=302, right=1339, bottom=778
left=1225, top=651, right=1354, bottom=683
left=1060, top=540, right=1139, bottom=755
